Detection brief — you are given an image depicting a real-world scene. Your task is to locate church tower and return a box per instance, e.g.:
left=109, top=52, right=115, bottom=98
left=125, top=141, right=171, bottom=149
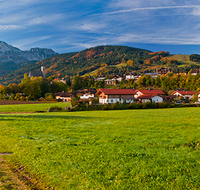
left=41, top=59, right=45, bottom=78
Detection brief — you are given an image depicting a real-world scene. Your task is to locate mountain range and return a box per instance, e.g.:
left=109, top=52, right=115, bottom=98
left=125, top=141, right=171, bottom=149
left=0, top=41, right=57, bottom=63
left=0, top=43, right=199, bottom=85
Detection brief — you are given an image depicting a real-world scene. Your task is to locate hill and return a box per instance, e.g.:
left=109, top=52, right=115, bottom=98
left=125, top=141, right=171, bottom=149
left=168, top=54, right=200, bottom=67
left=0, top=45, right=199, bottom=85
left=0, top=45, right=161, bottom=84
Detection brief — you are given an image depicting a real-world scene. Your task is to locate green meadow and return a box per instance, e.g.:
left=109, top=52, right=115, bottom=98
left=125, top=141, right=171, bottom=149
left=0, top=102, right=69, bottom=113
left=0, top=104, right=200, bottom=189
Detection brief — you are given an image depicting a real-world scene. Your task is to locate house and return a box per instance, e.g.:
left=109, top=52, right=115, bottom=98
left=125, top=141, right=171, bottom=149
left=79, top=89, right=97, bottom=100
left=104, top=76, right=125, bottom=85
left=138, top=94, right=164, bottom=103
left=55, top=92, right=74, bottom=102
left=112, top=75, right=125, bottom=82
left=145, top=73, right=158, bottom=78
left=134, top=89, right=165, bottom=99
left=158, top=67, right=170, bottom=75
left=198, top=92, right=200, bottom=102
left=94, top=76, right=106, bottom=81
left=105, top=79, right=116, bottom=85
left=171, top=90, right=195, bottom=100
left=125, top=73, right=141, bottom=81
left=29, top=62, right=45, bottom=78
left=54, top=78, right=66, bottom=84
left=96, top=88, right=137, bottom=104
left=190, top=69, right=200, bottom=75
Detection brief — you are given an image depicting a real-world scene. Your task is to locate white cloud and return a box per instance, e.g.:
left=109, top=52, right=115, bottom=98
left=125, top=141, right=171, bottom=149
left=192, top=7, right=200, bottom=15
left=112, top=33, right=200, bottom=45
left=103, top=5, right=200, bottom=15
left=0, top=25, right=23, bottom=30
left=27, top=14, right=64, bottom=26
left=13, top=36, right=52, bottom=50
left=78, top=23, right=106, bottom=32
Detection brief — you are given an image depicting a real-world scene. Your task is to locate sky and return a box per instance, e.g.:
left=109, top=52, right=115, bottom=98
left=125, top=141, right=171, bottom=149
left=1, top=0, right=200, bottom=54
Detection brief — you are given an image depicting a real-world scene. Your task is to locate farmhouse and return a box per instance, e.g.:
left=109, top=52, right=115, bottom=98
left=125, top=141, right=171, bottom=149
left=105, top=79, right=116, bottom=85
left=125, top=73, right=141, bottom=81
left=55, top=92, right=74, bottom=102
left=94, top=76, right=106, bottom=81
left=134, top=89, right=165, bottom=99
left=158, top=67, right=170, bottom=75
left=198, top=92, right=200, bottom=102
left=171, top=90, right=195, bottom=100
left=145, top=73, right=158, bottom=78
left=54, top=78, right=66, bottom=83
left=138, top=94, right=164, bottom=103
left=96, top=88, right=137, bottom=104
left=78, top=89, right=97, bottom=100
left=190, top=69, right=200, bottom=75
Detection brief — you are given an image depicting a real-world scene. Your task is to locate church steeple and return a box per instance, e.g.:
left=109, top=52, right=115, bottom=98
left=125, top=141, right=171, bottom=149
left=41, top=59, right=45, bottom=78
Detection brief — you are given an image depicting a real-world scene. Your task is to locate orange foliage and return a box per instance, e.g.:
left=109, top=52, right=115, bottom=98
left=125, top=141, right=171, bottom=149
left=148, top=51, right=169, bottom=55
left=160, top=57, right=177, bottom=65
left=144, top=55, right=161, bottom=64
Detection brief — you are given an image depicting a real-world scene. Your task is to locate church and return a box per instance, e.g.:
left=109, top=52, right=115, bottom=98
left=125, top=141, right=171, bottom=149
left=28, top=62, right=45, bottom=78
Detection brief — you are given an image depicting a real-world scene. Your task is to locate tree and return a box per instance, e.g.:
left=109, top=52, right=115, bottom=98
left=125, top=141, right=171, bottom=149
left=71, top=75, right=83, bottom=91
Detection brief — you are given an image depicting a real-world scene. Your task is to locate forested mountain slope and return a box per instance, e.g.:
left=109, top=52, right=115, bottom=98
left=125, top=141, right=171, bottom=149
left=0, top=45, right=198, bottom=85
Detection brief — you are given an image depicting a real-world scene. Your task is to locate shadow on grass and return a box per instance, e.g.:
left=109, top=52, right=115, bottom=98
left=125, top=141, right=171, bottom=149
left=0, top=114, right=99, bottom=121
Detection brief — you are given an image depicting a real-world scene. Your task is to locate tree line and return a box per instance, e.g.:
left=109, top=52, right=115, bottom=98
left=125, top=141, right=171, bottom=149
left=0, top=71, right=200, bottom=101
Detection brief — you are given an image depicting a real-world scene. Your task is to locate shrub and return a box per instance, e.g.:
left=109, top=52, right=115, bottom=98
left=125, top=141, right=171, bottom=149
left=47, top=106, right=63, bottom=112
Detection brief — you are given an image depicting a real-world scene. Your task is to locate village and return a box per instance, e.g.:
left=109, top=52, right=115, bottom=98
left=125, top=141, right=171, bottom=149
left=55, top=87, right=199, bottom=105
left=53, top=67, right=200, bottom=105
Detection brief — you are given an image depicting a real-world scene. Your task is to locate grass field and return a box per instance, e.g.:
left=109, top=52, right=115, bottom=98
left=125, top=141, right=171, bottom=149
left=0, top=102, right=69, bottom=113
left=169, top=54, right=200, bottom=67
left=0, top=105, right=200, bottom=189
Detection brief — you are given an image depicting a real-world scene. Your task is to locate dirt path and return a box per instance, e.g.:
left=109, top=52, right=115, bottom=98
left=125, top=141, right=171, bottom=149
left=0, top=159, right=30, bottom=190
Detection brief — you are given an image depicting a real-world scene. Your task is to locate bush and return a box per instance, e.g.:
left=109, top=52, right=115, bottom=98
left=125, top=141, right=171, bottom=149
left=47, top=106, right=63, bottom=112
left=45, top=93, right=54, bottom=100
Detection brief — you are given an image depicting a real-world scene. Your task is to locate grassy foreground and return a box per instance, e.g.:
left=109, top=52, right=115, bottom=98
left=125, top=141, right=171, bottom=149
left=0, top=106, right=200, bottom=189
left=0, top=102, right=69, bottom=112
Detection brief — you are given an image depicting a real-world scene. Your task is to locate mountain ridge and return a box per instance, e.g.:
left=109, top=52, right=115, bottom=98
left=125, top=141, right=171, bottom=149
left=0, top=45, right=199, bottom=85
left=0, top=41, right=58, bottom=63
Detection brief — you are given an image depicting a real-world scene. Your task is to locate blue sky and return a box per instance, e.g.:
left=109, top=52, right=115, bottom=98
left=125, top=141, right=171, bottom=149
left=1, top=0, right=200, bottom=54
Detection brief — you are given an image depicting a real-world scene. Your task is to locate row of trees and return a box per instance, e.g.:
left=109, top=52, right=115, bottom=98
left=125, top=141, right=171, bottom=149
left=1, top=72, right=200, bottom=101
left=0, top=74, right=105, bottom=100
left=117, top=72, right=200, bottom=92
left=0, top=74, right=70, bottom=100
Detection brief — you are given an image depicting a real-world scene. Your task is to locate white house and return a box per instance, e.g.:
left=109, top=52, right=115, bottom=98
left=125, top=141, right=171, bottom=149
left=79, top=90, right=96, bottom=99
left=125, top=73, right=141, bottom=81
left=198, top=92, right=200, bottom=102
left=138, top=94, right=164, bottom=103
left=134, top=89, right=165, bottom=99
left=55, top=92, right=74, bottom=102
left=96, top=88, right=137, bottom=104
left=145, top=73, right=158, bottom=78
left=94, top=76, right=106, bottom=81
left=171, top=90, right=195, bottom=100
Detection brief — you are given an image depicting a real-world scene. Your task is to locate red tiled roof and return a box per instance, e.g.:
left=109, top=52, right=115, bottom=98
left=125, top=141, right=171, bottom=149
left=138, top=94, right=162, bottom=99
left=96, top=88, right=136, bottom=95
left=55, top=92, right=63, bottom=96
left=55, top=92, right=73, bottom=97
left=135, top=89, right=165, bottom=95
left=171, top=91, right=195, bottom=95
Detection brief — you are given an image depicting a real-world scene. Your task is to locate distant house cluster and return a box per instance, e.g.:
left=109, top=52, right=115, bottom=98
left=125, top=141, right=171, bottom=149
left=97, top=67, right=171, bottom=84
left=55, top=87, right=197, bottom=105
left=96, top=88, right=165, bottom=104
left=55, top=88, right=97, bottom=102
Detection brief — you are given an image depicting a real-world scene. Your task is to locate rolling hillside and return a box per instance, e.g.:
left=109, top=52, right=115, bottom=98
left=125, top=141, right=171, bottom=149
left=0, top=45, right=199, bottom=85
